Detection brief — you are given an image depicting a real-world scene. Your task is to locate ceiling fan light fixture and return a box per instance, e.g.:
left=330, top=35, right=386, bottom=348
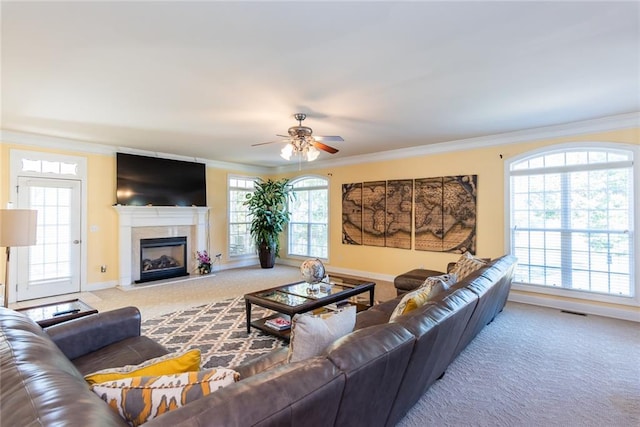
left=253, top=113, right=343, bottom=163
left=306, top=144, right=320, bottom=161
left=280, top=143, right=293, bottom=160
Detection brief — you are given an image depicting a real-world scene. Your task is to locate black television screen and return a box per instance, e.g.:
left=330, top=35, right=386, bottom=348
left=116, top=153, right=207, bottom=206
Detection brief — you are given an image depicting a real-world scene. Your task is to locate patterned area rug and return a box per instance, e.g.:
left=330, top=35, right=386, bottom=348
left=142, top=296, right=286, bottom=368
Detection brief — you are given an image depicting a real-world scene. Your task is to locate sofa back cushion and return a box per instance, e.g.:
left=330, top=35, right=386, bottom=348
left=386, top=287, right=478, bottom=425
left=325, top=323, right=415, bottom=427
left=0, top=308, right=127, bottom=426
left=453, top=255, right=517, bottom=358
left=143, top=358, right=345, bottom=427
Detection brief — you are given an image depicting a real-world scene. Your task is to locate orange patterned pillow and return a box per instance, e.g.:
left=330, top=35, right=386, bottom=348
left=91, top=368, right=239, bottom=426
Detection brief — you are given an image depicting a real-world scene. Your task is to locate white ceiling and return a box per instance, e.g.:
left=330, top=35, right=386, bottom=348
left=2, top=1, right=639, bottom=168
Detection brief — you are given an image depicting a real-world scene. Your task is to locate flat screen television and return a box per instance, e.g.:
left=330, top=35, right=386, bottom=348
left=116, top=153, right=207, bottom=206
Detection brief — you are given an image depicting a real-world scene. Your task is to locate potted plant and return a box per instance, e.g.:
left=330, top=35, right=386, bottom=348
left=244, top=178, right=294, bottom=268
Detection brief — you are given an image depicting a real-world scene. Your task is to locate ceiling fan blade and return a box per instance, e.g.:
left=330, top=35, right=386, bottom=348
left=313, top=135, right=344, bottom=143
left=251, top=140, right=287, bottom=147
left=312, top=141, right=339, bottom=154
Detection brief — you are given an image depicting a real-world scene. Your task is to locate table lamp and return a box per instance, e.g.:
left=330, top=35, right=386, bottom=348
left=0, top=209, right=38, bottom=308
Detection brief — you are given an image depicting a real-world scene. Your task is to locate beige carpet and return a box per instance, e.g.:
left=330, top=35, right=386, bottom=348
left=13, top=265, right=396, bottom=320
left=398, top=302, right=640, bottom=427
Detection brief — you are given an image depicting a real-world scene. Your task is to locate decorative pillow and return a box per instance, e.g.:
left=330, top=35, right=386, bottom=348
left=287, top=305, right=356, bottom=363
left=85, top=348, right=201, bottom=385
left=449, top=252, right=487, bottom=280
left=389, top=274, right=453, bottom=321
left=91, top=368, right=239, bottom=426
left=422, top=273, right=458, bottom=290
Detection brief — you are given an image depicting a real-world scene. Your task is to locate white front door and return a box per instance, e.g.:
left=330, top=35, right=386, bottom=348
left=16, top=177, right=82, bottom=301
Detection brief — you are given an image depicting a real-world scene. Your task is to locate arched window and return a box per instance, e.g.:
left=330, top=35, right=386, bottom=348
left=507, top=144, right=636, bottom=300
left=288, top=176, right=329, bottom=259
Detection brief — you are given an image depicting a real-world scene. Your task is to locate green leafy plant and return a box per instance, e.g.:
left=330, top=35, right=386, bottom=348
left=244, top=178, right=294, bottom=265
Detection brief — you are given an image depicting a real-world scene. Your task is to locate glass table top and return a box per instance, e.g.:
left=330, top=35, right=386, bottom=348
left=253, top=277, right=365, bottom=307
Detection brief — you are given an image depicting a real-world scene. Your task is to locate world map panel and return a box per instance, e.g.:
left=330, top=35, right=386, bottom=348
left=362, top=181, right=386, bottom=247
left=385, top=179, right=412, bottom=249
left=414, top=177, right=444, bottom=252
left=342, top=183, right=363, bottom=245
left=415, top=175, right=477, bottom=254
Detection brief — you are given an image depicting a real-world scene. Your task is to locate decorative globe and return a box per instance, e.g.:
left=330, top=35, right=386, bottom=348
left=300, top=258, right=326, bottom=284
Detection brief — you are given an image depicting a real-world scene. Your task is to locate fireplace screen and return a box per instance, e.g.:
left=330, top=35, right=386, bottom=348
left=137, top=236, right=188, bottom=283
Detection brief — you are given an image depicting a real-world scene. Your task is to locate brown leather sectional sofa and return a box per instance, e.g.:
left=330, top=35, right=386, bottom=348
left=0, top=254, right=516, bottom=426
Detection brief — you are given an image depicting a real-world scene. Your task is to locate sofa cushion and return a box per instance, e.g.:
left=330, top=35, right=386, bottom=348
left=0, top=308, right=128, bottom=426
left=142, top=358, right=344, bottom=427
left=85, top=348, right=201, bottom=385
left=326, top=323, right=415, bottom=427
left=287, top=305, right=356, bottom=363
left=449, top=252, right=487, bottom=279
left=91, top=368, right=239, bottom=426
left=72, top=335, right=170, bottom=376
left=389, top=274, right=455, bottom=321
left=394, top=268, right=446, bottom=294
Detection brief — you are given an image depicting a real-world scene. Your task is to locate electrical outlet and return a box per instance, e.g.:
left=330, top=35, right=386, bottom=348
left=100, top=265, right=107, bottom=273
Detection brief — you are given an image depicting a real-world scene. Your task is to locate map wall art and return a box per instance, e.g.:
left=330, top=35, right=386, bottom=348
left=342, top=175, right=477, bottom=254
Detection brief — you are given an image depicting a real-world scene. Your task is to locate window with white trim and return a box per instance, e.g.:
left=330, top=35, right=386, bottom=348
left=508, top=146, right=635, bottom=297
left=228, top=176, right=255, bottom=257
left=288, top=176, right=329, bottom=258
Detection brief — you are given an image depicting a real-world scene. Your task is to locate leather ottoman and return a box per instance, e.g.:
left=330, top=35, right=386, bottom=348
left=394, top=269, right=445, bottom=296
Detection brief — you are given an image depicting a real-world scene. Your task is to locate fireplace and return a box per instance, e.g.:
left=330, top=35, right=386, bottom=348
left=114, top=206, right=209, bottom=287
left=137, top=236, right=188, bottom=283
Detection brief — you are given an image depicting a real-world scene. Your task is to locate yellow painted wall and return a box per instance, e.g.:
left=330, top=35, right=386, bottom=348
left=85, top=153, right=119, bottom=284
left=277, top=128, right=640, bottom=277
left=1, top=127, right=638, bottom=298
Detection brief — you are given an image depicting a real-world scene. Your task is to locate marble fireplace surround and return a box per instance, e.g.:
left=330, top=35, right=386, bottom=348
left=114, top=206, right=209, bottom=287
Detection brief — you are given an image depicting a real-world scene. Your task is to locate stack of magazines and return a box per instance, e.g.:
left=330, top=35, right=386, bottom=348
left=264, top=316, right=291, bottom=330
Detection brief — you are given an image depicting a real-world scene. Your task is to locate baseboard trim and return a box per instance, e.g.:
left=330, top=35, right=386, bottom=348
left=277, top=259, right=396, bottom=283
left=508, top=291, right=640, bottom=322
left=83, top=280, right=119, bottom=292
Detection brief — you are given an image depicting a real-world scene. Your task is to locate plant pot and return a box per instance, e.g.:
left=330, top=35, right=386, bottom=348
left=258, top=242, right=276, bottom=269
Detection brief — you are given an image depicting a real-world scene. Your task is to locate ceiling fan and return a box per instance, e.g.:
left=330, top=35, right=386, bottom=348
left=252, top=113, right=344, bottom=162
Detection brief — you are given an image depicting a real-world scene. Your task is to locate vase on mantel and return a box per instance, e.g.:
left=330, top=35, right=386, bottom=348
left=198, top=263, right=211, bottom=275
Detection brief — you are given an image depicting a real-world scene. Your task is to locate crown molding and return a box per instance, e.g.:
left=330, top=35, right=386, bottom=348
left=0, top=129, right=271, bottom=175
left=3, top=112, right=638, bottom=175
left=275, top=112, right=640, bottom=173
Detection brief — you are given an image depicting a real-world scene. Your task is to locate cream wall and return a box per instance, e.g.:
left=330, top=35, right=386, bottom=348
left=278, top=128, right=639, bottom=279
left=1, top=126, right=638, bottom=319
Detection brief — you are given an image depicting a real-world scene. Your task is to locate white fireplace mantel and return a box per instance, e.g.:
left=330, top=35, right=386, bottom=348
left=114, top=206, right=209, bottom=286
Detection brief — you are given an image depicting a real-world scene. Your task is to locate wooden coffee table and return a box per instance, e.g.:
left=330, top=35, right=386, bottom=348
left=244, top=274, right=375, bottom=340
left=15, top=299, right=98, bottom=328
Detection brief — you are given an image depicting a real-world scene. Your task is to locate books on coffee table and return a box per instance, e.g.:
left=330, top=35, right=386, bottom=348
left=264, top=316, right=291, bottom=331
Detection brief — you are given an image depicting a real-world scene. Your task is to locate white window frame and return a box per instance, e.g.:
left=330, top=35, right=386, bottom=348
left=9, top=149, right=88, bottom=298
left=227, top=175, right=257, bottom=258
left=505, top=142, right=639, bottom=308
left=287, top=175, right=329, bottom=260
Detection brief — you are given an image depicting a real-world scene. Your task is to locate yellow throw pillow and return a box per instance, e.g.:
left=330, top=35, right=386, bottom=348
left=84, top=348, right=201, bottom=385
left=91, top=368, right=239, bottom=426
left=389, top=274, right=454, bottom=321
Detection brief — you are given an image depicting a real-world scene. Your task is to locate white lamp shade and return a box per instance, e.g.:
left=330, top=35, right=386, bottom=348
left=0, top=209, right=38, bottom=247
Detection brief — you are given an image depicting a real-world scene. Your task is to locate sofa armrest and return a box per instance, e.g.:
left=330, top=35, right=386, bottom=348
left=233, top=347, right=288, bottom=379
left=45, top=306, right=142, bottom=361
